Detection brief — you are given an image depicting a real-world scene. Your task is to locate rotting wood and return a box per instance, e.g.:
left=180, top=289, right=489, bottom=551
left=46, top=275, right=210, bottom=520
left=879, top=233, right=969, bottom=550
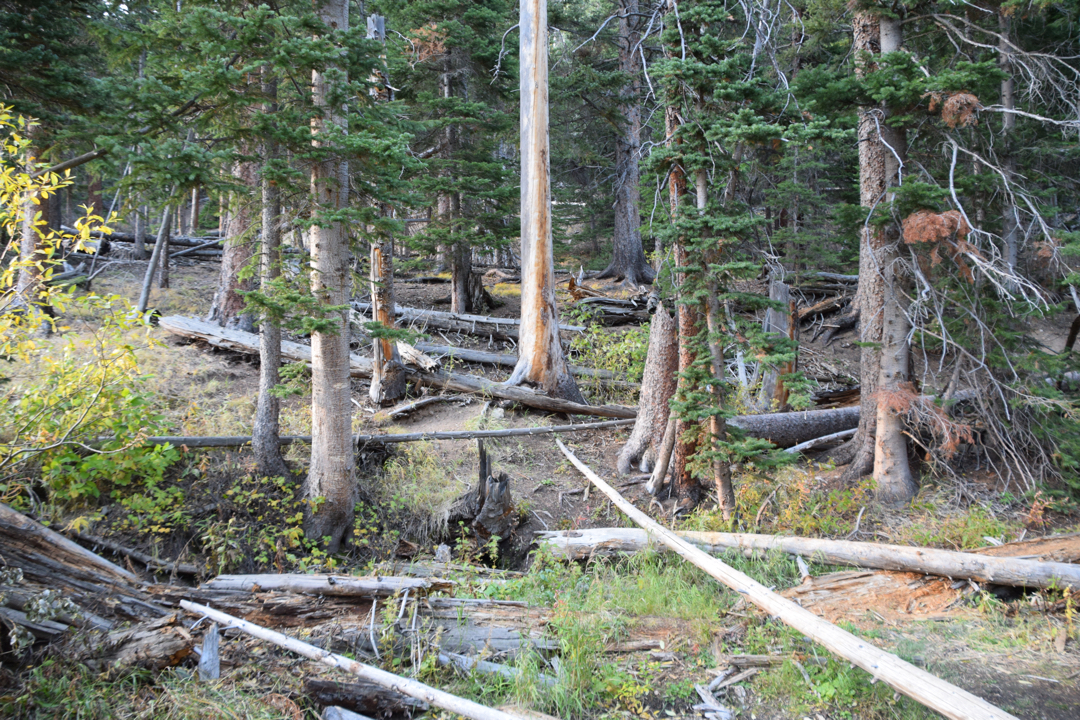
left=554, top=440, right=1020, bottom=720
left=797, top=296, right=848, bottom=321
left=83, top=613, right=194, bottom=672
left=413, top=341, right=622, bottom=382
left=179, top=601, right=535, bottom=720
left=200, top=574, right=453, bottom=597
left=537, top=527, right=1080, bottom=591
left=304, top=679, right=428, bottom=717
left=968, top=532, right=1080, bottom=564
left=438, top=651, right=556, bottom=687
left=198, top=622, right=220, bottom=680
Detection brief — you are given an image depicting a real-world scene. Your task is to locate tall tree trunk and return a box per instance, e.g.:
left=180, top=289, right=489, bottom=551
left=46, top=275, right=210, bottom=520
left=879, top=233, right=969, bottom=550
left=835, top=11, right=885, bottom=481
left=998, top=13, right=1019, bottom=279
left=508, top=0, right=586, bottom=404
left=133, top=203, right=147, bottom=260
left=137, top=204, right=173, bottom=314
left=666, top=104, right=704, bottom=510
left=207, top=162, right=258, bottom=331
left=190, top=186, right=201, bottom=235
left=597, top=0, right=654, bottom=287
left=616, top=302, right=678, bottom=474
left=871, top=16, right=915, bottom=504
left=369, top=239, right=407, bottom=405
left=87, top=174, right=102, bottom=217
left=155, top=204, right=172, bottom=289
left=252, top=72, right=289, bottom=479
left=305, top=0, right=356, bottom=552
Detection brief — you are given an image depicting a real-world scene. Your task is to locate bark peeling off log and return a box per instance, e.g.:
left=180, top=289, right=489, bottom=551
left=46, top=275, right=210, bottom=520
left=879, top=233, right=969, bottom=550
left=200, top=574, right=453, bottom=597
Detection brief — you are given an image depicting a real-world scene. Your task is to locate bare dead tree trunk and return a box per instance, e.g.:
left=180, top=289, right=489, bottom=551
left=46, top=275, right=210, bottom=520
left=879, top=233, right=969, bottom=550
left=871, top=16, right=916, bottom=504
left=508, top=0, right=586, bottom=404
left=834, top=12, right=885, bottom=481
left=190, top=186, right=201, bottom=235
left=305, top=0, right=356, bottom=552
left=137, top=205, right=173, bottom=314
left=207, top=161, right=258, bottom=331
left=369, top=240, right=407, bottom=405
left=597, top=0, right=654, bottom=287
left=155, top=205, right=172, bottom=289
left=998, top=13, right=1019, bottom=279
left=252, top=71, right=290, bottom=479
left=616, top=302, right=677, bottom=474
left=133, top=204, right=147, bottom=260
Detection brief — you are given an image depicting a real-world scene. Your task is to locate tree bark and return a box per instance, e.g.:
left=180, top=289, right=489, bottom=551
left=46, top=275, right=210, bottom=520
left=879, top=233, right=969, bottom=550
left=137, top=205, right=173, bottom=313
left=207, top=161, right=258, bottom=331
left=597, top=0, right=654, bottom=287
left=508, top=0, right=585, bottom=403
left=998, top=13, right=1019, bottom=278
left=616, top=302, right=678, bottom=474
left=836, top=12, right=886, bottom=481
left=253, top=72, right=290, bottom=479
left=133, top=204, right=147, bottom=260
left=369, top=240, right=407, bottom=405
left=154, top=205, right=172, bottom=289
left=306, top=0, right=356, bottom=552
left=871, top=16, right=916, bottom=504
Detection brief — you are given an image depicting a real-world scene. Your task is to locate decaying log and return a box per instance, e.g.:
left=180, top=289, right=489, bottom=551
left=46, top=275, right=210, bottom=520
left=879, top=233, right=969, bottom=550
left=728, top=406, right=859, bottom=448
left=198, top=622, right=220, bottom=680
left=555, top=441, right=1019, bottom=720
left=353, top=302, right=584, bottom=340
left=396, top=341, right=440, bottom=371
left=537, top=527, right=1080, bottom=591
left=969, top=532, right=1080, bottom=564
left=305, top=679, right=428, bottom=717
left=84, top=613, right=194, bottom=671
left=797, top=296, right=848, bottom=321
left=159, top=315, right=634, bottom=419
left=70, top=530, right=199, bottom=575
left=200, top=574, right=453, bottom=597
left=438, top=651, right=556, bottom=687
left=448, top=441, right=517, bottom=542
left=413, top=341, right=622, bottom=382
left=180, top=601, right=534, bottom=720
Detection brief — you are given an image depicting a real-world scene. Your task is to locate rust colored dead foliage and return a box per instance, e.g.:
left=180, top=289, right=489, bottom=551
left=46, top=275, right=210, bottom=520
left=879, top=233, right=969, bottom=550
left=903, top=210, right=978, bottom=281
left=927, top=92, right=981, bottom=128
left=876, top=382, right=975, bottom=459
left=410, top=24, right=446, bottom=65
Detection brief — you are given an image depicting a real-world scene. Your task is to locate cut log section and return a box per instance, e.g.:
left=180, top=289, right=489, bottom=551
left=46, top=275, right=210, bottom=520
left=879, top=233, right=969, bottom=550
left=536, top=527, right=1080, bottom=591
left=555, top=441, right=1019, bottom=720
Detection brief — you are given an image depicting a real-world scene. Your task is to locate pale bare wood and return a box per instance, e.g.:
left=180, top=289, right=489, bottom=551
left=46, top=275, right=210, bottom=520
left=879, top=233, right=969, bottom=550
left=536, top=527, right=1080, bottom=590
left=200, top=574, right=453, bottom=597
left=179, top=601, right=535, bottom=720
left=554, top=441, right=1019, bottom=720
left=352, top=303, right=585, bottom=338
left=370, top=241, right=407, bottom=405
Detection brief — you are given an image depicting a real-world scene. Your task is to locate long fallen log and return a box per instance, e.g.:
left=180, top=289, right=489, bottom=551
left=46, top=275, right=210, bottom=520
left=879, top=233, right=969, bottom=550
left=180, top=601, right=533, bottom=720
left=414, top=341, right=621, bottom=382
left=554, top=441, right=1018, bottom=720
left=70, top=530, right=199, bottom=575
left=200, top=574, right=454, bottom=597
left=159, top=315, right=634, bottom=419
left=65, top=226, right=222, bottom=249
left=536, top=527, right=1080, bottom=591
left=353, top=302, right=584, bottom=339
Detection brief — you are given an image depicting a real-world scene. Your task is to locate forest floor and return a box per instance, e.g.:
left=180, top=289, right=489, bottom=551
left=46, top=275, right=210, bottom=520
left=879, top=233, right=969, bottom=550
left=4, top=245, right=1080, bottom=719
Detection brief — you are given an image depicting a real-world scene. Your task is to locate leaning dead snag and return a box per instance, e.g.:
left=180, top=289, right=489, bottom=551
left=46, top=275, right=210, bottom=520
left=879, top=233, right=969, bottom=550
left=536, top=527, right=1080, bottom=591
left=179, top=601, right=534, bottom=720
left=554, top=441, right=1019, bottom=720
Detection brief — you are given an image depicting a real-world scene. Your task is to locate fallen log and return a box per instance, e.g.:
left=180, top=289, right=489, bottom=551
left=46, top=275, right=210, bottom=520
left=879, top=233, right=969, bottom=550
left=170, top=239, right=225, bottom=259
left=200, top=574, right=453, bottom=597
left=969, top=532, right=1080, bottom=564
left=180, top=601, right=534, bottom=720
left=536, top=527, right=1080, bottom=591
left=65, top=226, right=222, bottom=249
left=83, top=613, right=194, bottom=672
left=728, top=406, right=859, bottom=448
left=438, top=651, right=556, bottom=687
left=554, top=441, right=1019, bottom=720
left=159, top=315, right=633, bottom=419
left=414, top=341, right=621, bottom=382
left=797, top=296, right=847, bottom=321
left=70, top=530, right=199, bottom=575
left=352, top=302, right=584, bottom=338
left=305, top=679, right=428, bottom=717
left=783, top=428, right=856, bottom=454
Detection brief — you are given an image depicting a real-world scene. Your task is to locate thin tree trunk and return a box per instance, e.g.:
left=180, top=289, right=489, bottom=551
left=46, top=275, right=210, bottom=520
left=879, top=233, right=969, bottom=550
left=137, top=205, right=173, bottom=313
left=871, top=16, right=916, bottom=504
left=835, top=11, right=885, bottom=481
left=305, top=0, right=356, bottom=552
left=155, top=205, right=172, bottom=289
left=598, top=0, right=654, bottom=287
left=999, top=13, right=1019, bottom=279
left=133, top=204, right=147, bottom=260
left=190, top=186, right=200, bottom=235
left=369, top=240, right=407, bottom=405
left=252, top=71, right=289, bottom=479
left=508, top=0, right=585, bottom=403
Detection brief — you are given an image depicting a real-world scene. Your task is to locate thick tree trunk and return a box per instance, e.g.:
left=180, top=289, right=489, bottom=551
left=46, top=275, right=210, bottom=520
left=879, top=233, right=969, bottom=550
left=369, top=240, right=407, bottom=405
left=253, top=74, right=289, bottom=479
left=597, top=0, right=654, bottom=287
left=306, top=0, right=356, bottom=552
left=616, top=302, right=677, bottom=474
left=836, top=12, right=885, bottom=481
left=508, top=0, right=585, bottom=404
left=189, top=186, right=201, bottom=235
left=207, top=161, right=258, bottom=331
left=871, top=16, right=915, bottom=504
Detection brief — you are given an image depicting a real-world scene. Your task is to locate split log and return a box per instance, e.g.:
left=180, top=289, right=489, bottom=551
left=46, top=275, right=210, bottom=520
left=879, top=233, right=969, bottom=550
left=83, top=613, right=194, bottom=671
left=537, top=526, right=1080, bottom=591
left=200, top=574, right=453, bottom=597
left=970, top=532, right=1080, bottom=564
left=447, top=440, right=517, bottom=541
left=305, top=679, right=428, bottom=717
left=554, top=441, right=1019, bottom=720
left=396, top=341, right=439, bottom=371
left=352, top=302, right=585, bottom=339
left=180, top=601, right=534, bottom=720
